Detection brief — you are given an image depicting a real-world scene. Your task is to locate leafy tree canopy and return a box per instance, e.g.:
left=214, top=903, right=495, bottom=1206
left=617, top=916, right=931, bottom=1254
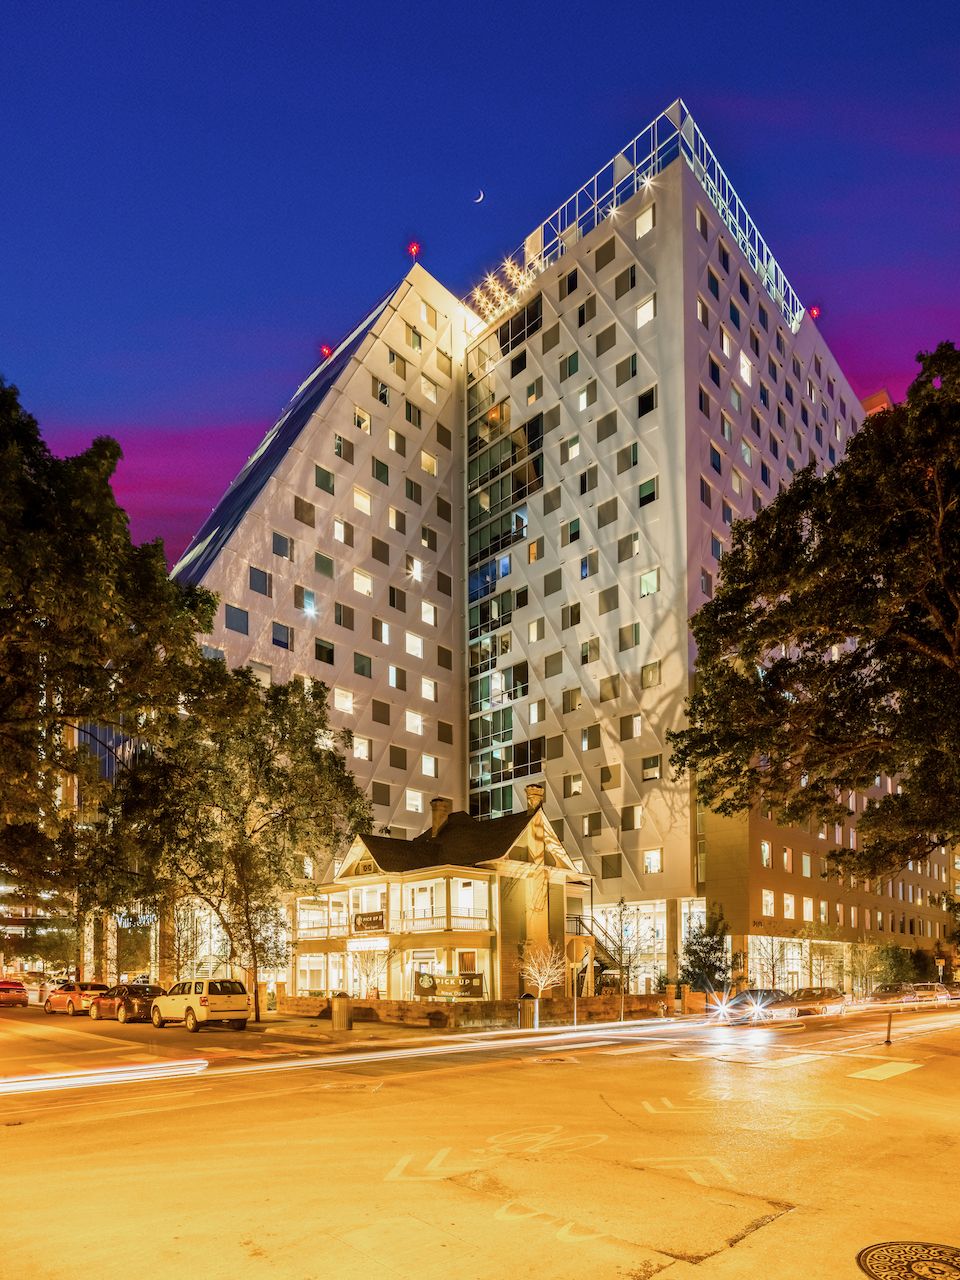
left=670, top=343, right=960, bottom=879
left=113, top=662, right=372, bottom=1017
left=677, top=910, right=730, bottom=993
left=0, top=379, right=215, bottom=867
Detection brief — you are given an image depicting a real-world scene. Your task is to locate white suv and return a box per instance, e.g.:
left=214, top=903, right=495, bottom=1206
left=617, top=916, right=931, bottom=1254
left=151, top=979, right=249, bottom=1032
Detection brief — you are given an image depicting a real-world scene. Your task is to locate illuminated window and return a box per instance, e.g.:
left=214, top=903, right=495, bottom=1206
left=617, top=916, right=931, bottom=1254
left=406, top=632, right=424, bottom=659
left=643, top=849, right=663, bottom=874
left=421, top=677, right=437, bottom=701
left=802, top=896, right=814, bottom=922
left=354, top=406, right=371, bottom=433
left=388, top=506, right=405, bottom=533
left=333, top=687, right=353, bottom=714
left=406, top=789, right=424, bottom=813
left=421, top=601, right=437, bottom=626
left=762, top=889, right=775, bottom=916
left=636, top=204, right=655, bottom=239
left=639, top=567, right=660, bottom=596
left=421, top=375, right=437, bottom=404
left=420, top=450, right=438, bottom=477
left=353, top=569, right=373, bottom=597
left=783, top=893, right=795, bottom=920
left=405, top=710, right=424, bottom=735
left=760, top=840, right=772, bottom=867
left=636, top=294, right=656, bottom=330
left=353, top=736, right=371, bottom=761
left=421, top=754, right=438, bottom=778
left=406, top=555, right=424, bottom=583
left=563, top=773, right=583, bottom=798
left=353, top=487, right=371, bottom=515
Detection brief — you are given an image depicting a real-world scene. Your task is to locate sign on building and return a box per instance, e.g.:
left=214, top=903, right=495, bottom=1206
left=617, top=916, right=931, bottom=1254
left=415, top=973, right=483, bottom=998
left=353, top=911, right=385, bottom=933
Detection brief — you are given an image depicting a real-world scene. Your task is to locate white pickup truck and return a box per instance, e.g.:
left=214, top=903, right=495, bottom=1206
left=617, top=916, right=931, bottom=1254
left=151, top=978, right=249, bottom=1032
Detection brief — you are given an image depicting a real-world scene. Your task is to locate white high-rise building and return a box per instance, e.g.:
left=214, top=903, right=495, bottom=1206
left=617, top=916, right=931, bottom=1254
left=175, top=100, right=954, bottom=986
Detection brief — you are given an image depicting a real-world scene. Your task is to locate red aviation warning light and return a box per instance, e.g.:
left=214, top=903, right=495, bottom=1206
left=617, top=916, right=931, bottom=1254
left=319, top=344, right=333, bottom=359
left=407, top=240, right=422, bottom=261
left=808, top=305, right=821, bottom=321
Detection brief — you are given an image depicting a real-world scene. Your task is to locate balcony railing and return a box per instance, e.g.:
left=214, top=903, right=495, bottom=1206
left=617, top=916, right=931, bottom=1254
left=297, top=912, right=490, bottom=938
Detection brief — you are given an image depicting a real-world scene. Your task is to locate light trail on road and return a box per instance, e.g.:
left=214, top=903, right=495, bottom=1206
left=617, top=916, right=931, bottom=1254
left=0, top=1058, right=209, bottom=1096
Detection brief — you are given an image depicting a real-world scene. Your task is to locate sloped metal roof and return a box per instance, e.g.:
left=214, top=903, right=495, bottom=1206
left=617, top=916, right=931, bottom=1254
left=172, top=284, right=397, bottom=587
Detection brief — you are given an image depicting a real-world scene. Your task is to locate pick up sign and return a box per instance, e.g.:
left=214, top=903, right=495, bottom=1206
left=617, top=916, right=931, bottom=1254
left=415, top=973, right=483, bottom=998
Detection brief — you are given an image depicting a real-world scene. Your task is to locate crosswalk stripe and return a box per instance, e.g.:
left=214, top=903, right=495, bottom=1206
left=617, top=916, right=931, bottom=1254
left=847, top=1061, right=922, bottom=1080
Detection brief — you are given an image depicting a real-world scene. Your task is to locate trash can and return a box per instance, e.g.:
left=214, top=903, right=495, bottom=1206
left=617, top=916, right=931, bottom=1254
left=331, top=994, right=353, bottom=1031
left=518, top=994, right=539, bottom=1029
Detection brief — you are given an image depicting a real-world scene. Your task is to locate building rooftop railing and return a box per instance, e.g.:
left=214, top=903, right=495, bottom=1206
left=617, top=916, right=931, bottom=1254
left=468, top=98, right=804, bottom=334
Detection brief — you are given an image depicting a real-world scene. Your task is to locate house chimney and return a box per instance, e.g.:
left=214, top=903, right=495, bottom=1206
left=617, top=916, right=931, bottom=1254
left=430, top=797, right=451, bottom=837
left=525, top=783, right=545, bottom=813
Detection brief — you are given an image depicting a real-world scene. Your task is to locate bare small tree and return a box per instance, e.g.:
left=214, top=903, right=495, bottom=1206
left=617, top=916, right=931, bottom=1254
left=751, top=935, right=789, bottom=988
left=353, top=947, right=394, bottom=998
left=519, top=942, right=566, bottom=997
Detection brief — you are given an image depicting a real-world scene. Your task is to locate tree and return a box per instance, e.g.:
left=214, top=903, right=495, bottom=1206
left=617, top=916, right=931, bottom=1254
left=751, top=935, right=789, bottom=989
left=670, top=344, right=960, bottom=880
left=678, top=910, right=730, bottom=993
left=603, top=899, right=655, bottom=1019
left=114, top=663, right=370, bottom=1020
left=0, top=380, right=216, bottom=966
left=353, top=947, right=395, bottom=998
left=519, top=941, right=566, bottom=998
left=874, top=943, right=914, bottom=985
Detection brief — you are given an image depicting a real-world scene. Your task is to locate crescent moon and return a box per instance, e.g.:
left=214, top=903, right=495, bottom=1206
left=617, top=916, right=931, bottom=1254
left=474, top=189, right=485, bottom=204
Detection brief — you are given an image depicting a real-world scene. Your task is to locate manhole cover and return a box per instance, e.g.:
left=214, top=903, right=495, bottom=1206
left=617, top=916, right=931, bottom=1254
left=857, top=1241, right=960, bottom=1278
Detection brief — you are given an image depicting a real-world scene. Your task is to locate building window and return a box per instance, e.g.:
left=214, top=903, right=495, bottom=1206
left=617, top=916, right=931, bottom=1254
left=406, top=632, right=424, bottom=658
left=315, top=467, right=334, bottom=496
left=601, top=853, right=622, bottom=880
left=315, top=638, right=334, bottom=664
left=643, top=849, right=663, bottom=874
left=762, top=889, right=775, bottom=916
left=636, top=204, right=655, bottom=238
left=581, top=724, right=601, bottom=751
left=421, top=676, right=437, bottom=701
left=420, top=450, right=438, bottom=477
left=641, top=754, right=661, bottom=781
left=561, top=518, right=580, bottom=545
left=560, top=434, right=580, bottom=464
left=353, top=569, right=373, bottom=597
left=272, top=531, right=294, bottom=559
left=249, top=567, right=272, bottom=597
left=802, top=897, right=814, bottom=922
left=225, top=604, right=248, bottom=635
left=294, top=496, right=316, bottom=526
left=333, top=687, right=353, bottom=714
left=294, top=585, right=316, bottom=614
left=636, top=294, right=656, bottom=330
left=582, top=812, right=601, bottom=838
left=560, top=352, right=579, bottom=381
left=641, top=660, right=660, bottom=687
left=405, top=789, right=424, bottom=814
left=389, top=506, right=406, bottom=533
left=272, top=622, right=293, bottom=650
left=388, top=665, right=406, bottom=691
left=354, top=406, right=371, bottom=432
left=405, top=401, right=422, bottom=428
left=405, top=710, right=424, bottom=735
left=783, top=893, right=795, bottom=920
left=760, top=840, right=771, bottom=867
left=333, top=518, right=353, bottom=546
left=334, top=434, right=353, bottom=463
left=353, top=486, right=371, bottom=516
left=354, top=652, right=372, bottom=678
left=639, top=567, right=660, bottom=596
left=353, top=735, right=371, bottom=760
left=638, top=385, right=657, bottom=418
left=406, top=478, right=422, bottom=504
left=563, top=773, right=583, bottom=798
left=315, top=552, right=334, bottom=578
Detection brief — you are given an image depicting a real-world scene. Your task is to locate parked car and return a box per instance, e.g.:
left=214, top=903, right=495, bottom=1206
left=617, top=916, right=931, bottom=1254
left=864, top=983, right=919, bottom=1006
left=151, top=979, right=249, bottom=1032
left=773, top=987, right=847, bottom=1017
left=912, top=982, right=952, bottom=1005
left=89, top=984, right=166, bottom=1023
left=944, top=982, right=960, bottom=1001
left=43, top=982, right=109, bottom=1015
left=708, top=988, right=789, bottom=1022
left=0, top=980, right=29, bottom=1008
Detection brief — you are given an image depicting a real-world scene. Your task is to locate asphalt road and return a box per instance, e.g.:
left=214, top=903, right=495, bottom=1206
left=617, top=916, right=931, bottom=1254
left=2, top=1003, right=958, bottom=1279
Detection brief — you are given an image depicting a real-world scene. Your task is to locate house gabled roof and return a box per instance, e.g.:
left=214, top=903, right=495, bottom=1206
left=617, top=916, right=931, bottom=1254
left=339, top=807, right=581, bottom=877
left=171, top=282, right=398, bottom=587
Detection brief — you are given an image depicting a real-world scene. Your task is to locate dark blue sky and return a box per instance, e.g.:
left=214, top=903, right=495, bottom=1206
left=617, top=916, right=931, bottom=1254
left=2, top=1, right=958, bottom=558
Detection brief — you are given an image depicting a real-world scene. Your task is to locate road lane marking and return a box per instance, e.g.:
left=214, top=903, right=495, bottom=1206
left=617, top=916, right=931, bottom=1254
left=634, top=1154, right=735, bottom=1185
left=847, top=1061, right=922, bottom=1080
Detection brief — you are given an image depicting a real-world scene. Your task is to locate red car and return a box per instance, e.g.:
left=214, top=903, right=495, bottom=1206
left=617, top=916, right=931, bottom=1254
left=0, top=980, right=29, bottom=1008
left=43, top=982, right=109, bottom=1016
left=89, top=984, right=165, bottom=1023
